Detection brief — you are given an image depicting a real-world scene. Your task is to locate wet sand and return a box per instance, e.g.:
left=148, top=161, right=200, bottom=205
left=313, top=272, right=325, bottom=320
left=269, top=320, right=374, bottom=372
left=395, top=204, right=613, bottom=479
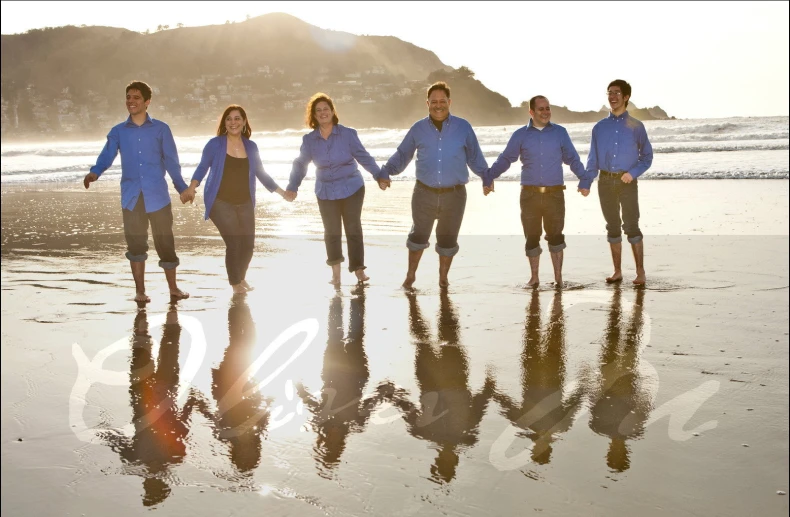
left=1, top=180, right=788, bottom=516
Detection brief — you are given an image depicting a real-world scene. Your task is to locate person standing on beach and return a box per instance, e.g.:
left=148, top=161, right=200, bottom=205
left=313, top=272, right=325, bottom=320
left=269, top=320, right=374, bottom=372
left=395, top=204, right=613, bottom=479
left=284, top=93, right=384, bottom=287
left=84, top=80, right=189, bottom=303
left=586, top=80, right=653, bottom=285
left=483, top=95, right=591, bottom=287
left=379, top=81, right=489, bottom=288
left=180, top=105, right=288, bottom=294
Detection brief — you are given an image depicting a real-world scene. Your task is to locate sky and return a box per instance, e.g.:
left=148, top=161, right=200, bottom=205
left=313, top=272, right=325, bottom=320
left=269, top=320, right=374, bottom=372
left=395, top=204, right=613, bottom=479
left=1, top=1, right=788, bottom=119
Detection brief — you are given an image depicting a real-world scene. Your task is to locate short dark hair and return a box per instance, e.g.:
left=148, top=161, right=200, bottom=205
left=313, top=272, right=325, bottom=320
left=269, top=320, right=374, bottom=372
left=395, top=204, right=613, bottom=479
left=305, top=93, right=339, bottom=129
left=126, top=80, right=152, bottom=101
left=216, top=104, right=251, bottom=138
left=528, top=95, right=548, bottom=111
left=608, top=79, right=632, bottom=107
left=427, top=81, right=450, bottom=99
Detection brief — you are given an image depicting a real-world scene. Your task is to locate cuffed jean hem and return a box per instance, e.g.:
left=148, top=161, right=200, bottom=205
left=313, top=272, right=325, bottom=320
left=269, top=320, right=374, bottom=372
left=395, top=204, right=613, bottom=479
left=326, top=257, right=345, bottom=266
left=435, top=243, right=459, bottom=257
left=548, top=242, right=567, bottom=253
left=525, top=245, right=543, bottom=258
left=627, top=234, right=643, bottom=244
left=350, top=265, right=367, bottom=273
left=159, top=259, right=180, bottom=270
left=126, top=251, right=148, bottom=263
left=407, top=239, right=430, bottom=252
left=607, top=235, right=623, bottom=244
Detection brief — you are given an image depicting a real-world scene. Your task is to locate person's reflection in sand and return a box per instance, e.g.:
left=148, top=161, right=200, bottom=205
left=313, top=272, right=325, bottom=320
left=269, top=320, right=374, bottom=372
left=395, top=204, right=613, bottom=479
left=493, top=289, right=584, bottom=465
left=389, top=290, right=495, bottom=484
left=297, top=287, right=388, bottom=479
left=190, top=296, right=271, bottom=481
left=588, top=287, right=651, bottom=472
left=99, top=305, right=194, bottom=507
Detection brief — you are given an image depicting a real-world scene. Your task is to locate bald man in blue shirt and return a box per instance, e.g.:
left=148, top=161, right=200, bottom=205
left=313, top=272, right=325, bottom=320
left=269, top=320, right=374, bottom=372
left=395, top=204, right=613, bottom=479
left=379, top=82, right=489, bottom=288
left=586, top=79, right=653, bottom=285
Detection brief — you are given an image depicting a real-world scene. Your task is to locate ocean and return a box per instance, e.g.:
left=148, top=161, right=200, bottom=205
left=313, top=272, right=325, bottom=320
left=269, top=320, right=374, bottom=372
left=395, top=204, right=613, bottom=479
left=1, top=116, right=788, bottom=184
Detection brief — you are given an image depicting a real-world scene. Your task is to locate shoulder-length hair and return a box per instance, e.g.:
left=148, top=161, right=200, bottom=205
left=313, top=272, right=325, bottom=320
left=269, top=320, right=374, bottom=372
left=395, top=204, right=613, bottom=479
left=304, top=93, right=339, bottom=129
left=216, top=104, right=252, bottom=138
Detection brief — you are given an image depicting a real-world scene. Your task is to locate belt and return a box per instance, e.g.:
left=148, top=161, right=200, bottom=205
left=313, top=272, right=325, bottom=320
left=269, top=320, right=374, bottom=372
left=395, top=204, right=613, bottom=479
left=522, top=185, right=566, bottom=193
left=600, top=170, right=624, bottom=177
left=417, top=180, right=464, bottom=194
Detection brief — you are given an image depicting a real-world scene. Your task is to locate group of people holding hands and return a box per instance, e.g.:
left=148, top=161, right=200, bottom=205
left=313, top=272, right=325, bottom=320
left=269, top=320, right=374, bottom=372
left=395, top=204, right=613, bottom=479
left=84, top=78, right=652, bottom=302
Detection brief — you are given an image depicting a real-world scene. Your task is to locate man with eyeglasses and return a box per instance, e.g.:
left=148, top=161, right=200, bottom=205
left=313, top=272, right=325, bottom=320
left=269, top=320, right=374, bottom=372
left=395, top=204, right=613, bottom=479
left=586, top=79, right=653, bottom=285
left=482, top=95, right=591, bottom=287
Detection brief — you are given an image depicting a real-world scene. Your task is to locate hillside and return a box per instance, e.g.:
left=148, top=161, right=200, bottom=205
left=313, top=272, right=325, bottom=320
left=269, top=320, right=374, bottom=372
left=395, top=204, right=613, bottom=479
left=0, top=13, right=671, bottom=138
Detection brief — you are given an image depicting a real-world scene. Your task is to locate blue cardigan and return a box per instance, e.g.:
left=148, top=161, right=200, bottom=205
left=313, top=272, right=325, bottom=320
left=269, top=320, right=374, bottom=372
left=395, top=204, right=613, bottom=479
left=191, top=135, right=281, bottom=220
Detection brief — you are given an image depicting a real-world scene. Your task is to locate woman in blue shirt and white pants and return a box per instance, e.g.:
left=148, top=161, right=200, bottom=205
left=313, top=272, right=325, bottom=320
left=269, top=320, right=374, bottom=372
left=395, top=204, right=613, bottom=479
left=285, top=93, right=384, bottom=286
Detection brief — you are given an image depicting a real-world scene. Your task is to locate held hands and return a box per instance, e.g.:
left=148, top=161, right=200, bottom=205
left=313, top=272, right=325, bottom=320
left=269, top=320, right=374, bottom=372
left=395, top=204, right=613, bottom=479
left=180, top=187, right=196, bottom=204
left=620, top=173, right=634, bottom=184
left=377, top=178, right=391, bottom=191
left=83, top=172, right=98, bottom=189
left=282, top=190, right=297, bottom=202
left=483, top=180, right=495, bottom=196
left=578, top=188, right=590, bottom=197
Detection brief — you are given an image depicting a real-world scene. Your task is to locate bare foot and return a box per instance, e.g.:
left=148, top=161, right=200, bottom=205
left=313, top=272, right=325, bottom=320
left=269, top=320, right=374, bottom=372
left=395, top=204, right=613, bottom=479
left=170, top=289, right=190, bottom=300
left=402, top=273, right=416, bottom=289
left=527, top=277, right=540, bottom=288
left=232, top=284, right=246, bottom=294
left=606, top=271, right=623, bottom=283
left=439, top=277, right=450, bottom=288
left=135, top=291, right=151, bottom=303
left=240, top=280, right=255, bottom=291
left=633, top=269, right=646, bottom=286
left=355, top=269, right=369, bottom=283
left=329, top=277, right=341, bottom=288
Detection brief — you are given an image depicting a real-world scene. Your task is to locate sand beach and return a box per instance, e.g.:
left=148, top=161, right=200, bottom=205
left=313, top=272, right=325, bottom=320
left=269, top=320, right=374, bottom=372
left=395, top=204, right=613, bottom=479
left=1, top=179, right=788, bottom=516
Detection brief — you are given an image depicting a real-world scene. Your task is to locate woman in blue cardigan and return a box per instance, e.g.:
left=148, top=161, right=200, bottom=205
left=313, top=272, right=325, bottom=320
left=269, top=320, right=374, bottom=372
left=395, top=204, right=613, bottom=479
left=181, top=105, right=287, bottom=294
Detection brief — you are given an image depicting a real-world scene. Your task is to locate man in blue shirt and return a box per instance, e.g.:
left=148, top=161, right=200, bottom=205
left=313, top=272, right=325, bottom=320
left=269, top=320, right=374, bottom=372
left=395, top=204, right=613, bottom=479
left=484, top=95, right=591, bottom=287
left=84, top=81, right=190, bottom=304
left=586, top=80, right=653, bottom=285
left=380, top=82, right=489, bottom=288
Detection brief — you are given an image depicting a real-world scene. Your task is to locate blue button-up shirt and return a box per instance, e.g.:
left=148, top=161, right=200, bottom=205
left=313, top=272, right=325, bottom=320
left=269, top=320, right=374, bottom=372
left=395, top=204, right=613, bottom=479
left=485, top=120, right=589, bottom=188
left=287, top=124, right=381, bottom=200
left=586, top=111, right=653, bottom=183
left=380, top=115, right=488, bottom=187
left=90, top=114, right=187, bottom=212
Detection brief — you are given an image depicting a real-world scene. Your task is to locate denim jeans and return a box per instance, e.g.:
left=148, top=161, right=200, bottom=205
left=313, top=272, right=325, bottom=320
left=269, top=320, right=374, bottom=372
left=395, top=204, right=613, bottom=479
left=407, top=182, right=467, bottom=257
left=122, top=194, right=179, bottom=269
left=316, top=185, right=365, bottom=272
left=209, top=198, right=255, bottom=285
left=520, top=189, right=566, bottom=257
left=598, top=174, right=643, bottom=244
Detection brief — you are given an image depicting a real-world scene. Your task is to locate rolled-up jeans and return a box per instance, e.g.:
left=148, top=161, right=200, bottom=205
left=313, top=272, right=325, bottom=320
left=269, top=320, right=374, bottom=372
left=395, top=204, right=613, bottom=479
left=316, top=185, right=366, bottom=272
left=407, top=181, right=467, bottom=257
left=209, top=198, right=255, bottom=285
left=520, top=188, right=566, bottom=257
left=598, top=174, right=643, bottom=244
left=122, top=194, right=180, bottom=269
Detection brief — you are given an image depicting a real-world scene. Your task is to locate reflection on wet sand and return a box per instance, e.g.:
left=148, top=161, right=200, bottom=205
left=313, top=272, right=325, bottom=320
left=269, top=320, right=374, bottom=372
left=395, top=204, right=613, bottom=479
left=99, top=306, right=194, bottom=506
left=297, top=288, right=389, bottom=480
left=587, top=287, right=651, bottom=472
left=492, top=290, right=584, bottom=464
left=189, top=297, right=271, bottom=482
left=389, top=290, right=495, bottom=484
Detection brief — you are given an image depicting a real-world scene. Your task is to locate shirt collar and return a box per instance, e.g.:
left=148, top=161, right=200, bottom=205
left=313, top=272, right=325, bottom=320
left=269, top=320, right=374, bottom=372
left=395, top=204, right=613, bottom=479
left=607, top=110, right=630, bottom=120
left=527, top=119, right=553, bottom=130
left=124, top=113, right=153, bottom=127
left=311, top=124, right=340, bottom=139
left=426, top=114, right=453, bottom=126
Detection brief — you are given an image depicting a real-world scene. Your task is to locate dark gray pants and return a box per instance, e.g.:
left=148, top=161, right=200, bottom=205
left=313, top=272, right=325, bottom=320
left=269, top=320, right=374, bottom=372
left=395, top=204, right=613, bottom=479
left=316, top=185, right=366, bottom=272
left=209, top=198, right=255, bottom=285
left=520, top=189, right=566, bottom=257
left=407, top=182, right=466, bottom=257
left=122, top=194, right=179, bottom=269
left=598, top=174, right=643, bottom=244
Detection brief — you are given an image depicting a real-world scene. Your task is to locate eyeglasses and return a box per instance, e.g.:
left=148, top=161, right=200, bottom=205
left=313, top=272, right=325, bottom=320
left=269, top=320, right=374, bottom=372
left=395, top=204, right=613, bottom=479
left=607, top=91, right=623, bottom=97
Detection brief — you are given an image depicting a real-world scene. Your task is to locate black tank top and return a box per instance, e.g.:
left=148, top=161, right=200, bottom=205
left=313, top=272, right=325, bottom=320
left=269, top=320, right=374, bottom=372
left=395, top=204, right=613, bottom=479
left=216, top=155, right=251, bottom=204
